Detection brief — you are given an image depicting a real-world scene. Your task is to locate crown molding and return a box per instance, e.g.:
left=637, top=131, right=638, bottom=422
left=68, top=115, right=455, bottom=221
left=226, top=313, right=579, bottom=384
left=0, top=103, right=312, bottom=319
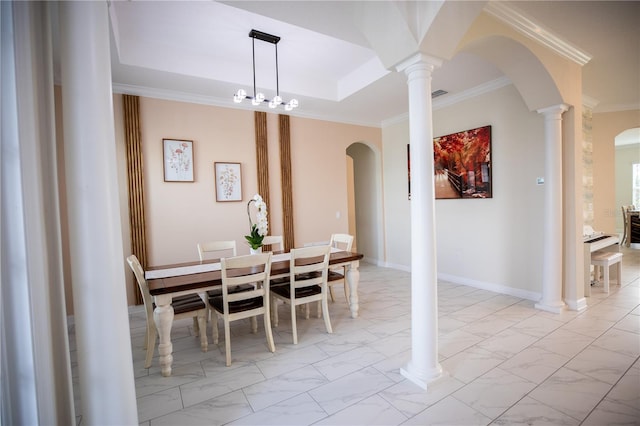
left=594, top=102, right=640, bottom=114
left=582, top=94, right=599, bottom=110
left=381, top=112, right=409, bottom=128
left=484, top=1, right=591, bottom=66
left=111, top=83, right=382, bottom=128
left=382, top=76, right=513, bottom=127
left=112, top=83, right=232, bottom=109
left=433, top=76, right=512, bottom=110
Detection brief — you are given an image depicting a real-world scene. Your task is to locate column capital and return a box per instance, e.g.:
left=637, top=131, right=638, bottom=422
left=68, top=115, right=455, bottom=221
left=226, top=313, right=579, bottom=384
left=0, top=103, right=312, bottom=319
left=395, top=53, right=443, bottom=74
left=537, top=103, right=570, bottom=117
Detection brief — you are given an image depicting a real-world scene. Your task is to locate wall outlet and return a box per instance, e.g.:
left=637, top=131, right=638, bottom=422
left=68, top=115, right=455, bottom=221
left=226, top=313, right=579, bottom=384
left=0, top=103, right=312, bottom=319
left=536, top=177, right=545, bottom=185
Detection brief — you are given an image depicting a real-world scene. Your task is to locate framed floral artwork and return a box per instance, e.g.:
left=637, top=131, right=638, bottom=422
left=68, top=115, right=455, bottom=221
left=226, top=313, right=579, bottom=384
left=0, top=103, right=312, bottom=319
left=163, top=139, right=194, bottom=182
left=214, top=162, right=242, bottom=202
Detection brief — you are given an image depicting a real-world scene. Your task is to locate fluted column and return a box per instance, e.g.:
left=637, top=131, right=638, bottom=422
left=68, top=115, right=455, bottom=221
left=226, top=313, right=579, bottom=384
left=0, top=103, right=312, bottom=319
left=59, top=2, right=138, bottom=424
left=123, top=94, right=146, bottom=305
left=535, top=104, right=569, bottom=314
left=279, top=114, right=295, bottom=251
left=396, top=53, right=443, bottom=389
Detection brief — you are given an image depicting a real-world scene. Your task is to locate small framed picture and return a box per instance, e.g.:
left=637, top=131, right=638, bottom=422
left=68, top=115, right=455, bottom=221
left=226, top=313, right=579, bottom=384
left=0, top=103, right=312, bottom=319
left=215, top=162, right=242, bottom=202
left=163, top=139, right=194, bottom=182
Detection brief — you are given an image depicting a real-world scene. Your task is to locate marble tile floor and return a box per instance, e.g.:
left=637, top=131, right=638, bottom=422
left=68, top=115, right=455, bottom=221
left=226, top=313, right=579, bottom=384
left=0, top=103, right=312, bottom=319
left=71, top=247, right=640, bottom=425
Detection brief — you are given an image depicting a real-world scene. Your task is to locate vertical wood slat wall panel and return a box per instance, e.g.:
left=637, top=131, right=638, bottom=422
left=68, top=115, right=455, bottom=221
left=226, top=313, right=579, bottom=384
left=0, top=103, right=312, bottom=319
left=279, top=115, right=295, bottom=251
left=254, top=112, right=272, bottom=250
left=123, top=95, right=146, bottom=305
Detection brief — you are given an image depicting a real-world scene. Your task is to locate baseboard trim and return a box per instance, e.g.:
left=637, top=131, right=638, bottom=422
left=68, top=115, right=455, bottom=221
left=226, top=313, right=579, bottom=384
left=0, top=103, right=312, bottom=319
left=437, top=272, right=541, bottom=301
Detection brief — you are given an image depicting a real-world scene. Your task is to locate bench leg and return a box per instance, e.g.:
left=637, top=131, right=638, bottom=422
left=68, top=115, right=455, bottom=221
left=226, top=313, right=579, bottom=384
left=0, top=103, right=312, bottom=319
left=603, top=265, right=610, bottom=293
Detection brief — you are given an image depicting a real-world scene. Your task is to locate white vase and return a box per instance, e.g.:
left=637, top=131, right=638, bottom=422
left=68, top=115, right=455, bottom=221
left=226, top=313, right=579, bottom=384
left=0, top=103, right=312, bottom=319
left=249, top=246, right=263, bottom=255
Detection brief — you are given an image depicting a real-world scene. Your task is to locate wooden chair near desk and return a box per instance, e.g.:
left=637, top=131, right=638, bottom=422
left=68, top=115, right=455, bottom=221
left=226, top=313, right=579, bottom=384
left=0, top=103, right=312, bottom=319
left=261, top=235, right=291, bottom=291
left=197, top=240, right=255, bottom=336
left=621, top=204, right=639, bottom=247
left=271, top=245, right=333, bottom=344
left=127, top=255, right=208, bottom=368
left=209, top=252, right=276, bottom=366
left=261, top=235, right=284, bottom=252
left=328, top=233, right=354, bottom=303
left=621, top=205, right=633, bottom=245
left=197, top=240, right=237, bottom=261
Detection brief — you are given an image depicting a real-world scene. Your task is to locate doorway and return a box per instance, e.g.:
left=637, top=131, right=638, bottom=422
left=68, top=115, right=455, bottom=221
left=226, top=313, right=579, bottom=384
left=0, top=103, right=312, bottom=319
left=346, top=142, right=384, bottom=264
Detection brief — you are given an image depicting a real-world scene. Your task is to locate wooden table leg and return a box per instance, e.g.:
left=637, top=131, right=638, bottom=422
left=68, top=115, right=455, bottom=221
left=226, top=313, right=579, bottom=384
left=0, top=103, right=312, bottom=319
left=346, top=261, right=360, bottom=318
left=153, top=294, right=174, bottom=377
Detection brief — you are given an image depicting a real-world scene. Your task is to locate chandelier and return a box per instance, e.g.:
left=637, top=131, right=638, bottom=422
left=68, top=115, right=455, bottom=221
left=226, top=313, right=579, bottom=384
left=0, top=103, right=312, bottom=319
left=233, top=29, right=299, bottom=111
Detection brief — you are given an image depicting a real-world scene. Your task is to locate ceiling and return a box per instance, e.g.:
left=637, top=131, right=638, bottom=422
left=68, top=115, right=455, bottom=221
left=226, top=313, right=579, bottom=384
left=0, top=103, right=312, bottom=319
left=107, top=1, right=640, bottom=128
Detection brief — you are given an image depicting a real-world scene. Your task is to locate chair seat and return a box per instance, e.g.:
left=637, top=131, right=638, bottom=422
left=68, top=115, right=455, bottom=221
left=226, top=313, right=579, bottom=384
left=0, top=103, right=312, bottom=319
left=272, top=272, right=322, bottom=285
left=271, top=284, right=322, bottom=299
left=293, top=271, right=322, bottom=280
left=591, top=251, right=623, bottom=265
left=327, top=270, right=344, bottom=282
left=270, top=277, right=290, bottom=287
left=206, top=283, right=255, bottom=298
left=153, top=294, right=206, bottom=315
left=210, top=295, right=264, bottom=314
left=294, top=271, right=343, bottom=282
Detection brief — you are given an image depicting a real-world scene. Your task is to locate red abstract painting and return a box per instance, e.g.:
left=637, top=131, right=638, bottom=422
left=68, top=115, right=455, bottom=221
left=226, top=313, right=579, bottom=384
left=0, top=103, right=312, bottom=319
left=433, top=125, right=492, bottom=199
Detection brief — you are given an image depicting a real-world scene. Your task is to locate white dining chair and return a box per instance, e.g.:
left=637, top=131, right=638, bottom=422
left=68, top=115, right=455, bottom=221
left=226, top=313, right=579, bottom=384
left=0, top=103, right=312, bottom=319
left=127, top=255, right=208, bottom=368
left=209, top=252, right=276, bottom=366
left=327, top=233, right=354, bottom=303
left=196, top=240, right=254, bottom=335
left=261, top=235, right=284, bottom=252
left=197, top=240, right=237, bottom=261
left=270, top=245, right=332, bottom=344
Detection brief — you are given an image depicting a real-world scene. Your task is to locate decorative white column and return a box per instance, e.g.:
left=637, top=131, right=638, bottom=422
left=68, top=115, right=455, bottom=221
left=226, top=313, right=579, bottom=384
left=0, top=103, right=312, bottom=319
left=396, top=53, right=444, bottom=389
left=1, top=2, right=75, bottom=423
left=535, top=104, right=569, bottom=314
left=59, top=2, right=138, bottom=424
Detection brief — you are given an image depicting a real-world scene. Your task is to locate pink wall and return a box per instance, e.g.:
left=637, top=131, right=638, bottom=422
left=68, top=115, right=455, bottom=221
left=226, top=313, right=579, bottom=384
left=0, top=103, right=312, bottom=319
left=137, top=97, right=381, bottom=266
left=288, top=116, right=381, bottom=246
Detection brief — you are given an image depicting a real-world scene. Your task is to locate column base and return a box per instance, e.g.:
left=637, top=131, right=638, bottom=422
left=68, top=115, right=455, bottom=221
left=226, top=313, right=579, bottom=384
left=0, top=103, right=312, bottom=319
left=534, top=300, right=566, bottom=314
left=401, top=361, right=444, bottom=390
left=564, top=297, right=588, bottom=312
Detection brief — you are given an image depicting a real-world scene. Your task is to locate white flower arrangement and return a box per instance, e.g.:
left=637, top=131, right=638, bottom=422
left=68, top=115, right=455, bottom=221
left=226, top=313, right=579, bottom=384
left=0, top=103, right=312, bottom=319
left=245, top=194, right=268, bottom=249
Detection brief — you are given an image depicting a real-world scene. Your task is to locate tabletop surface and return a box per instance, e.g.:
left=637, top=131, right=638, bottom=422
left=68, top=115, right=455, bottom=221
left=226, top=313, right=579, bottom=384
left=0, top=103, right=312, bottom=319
left=147, top=251, right=364, bottom=296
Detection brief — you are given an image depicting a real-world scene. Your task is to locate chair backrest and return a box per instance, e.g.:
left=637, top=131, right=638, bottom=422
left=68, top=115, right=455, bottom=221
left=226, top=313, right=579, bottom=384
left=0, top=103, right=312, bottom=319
left=329, top=233, right=354, bottom=252
left=197, top=240, right=237, bottom=261
left=290, top=245, right=331, bottom=291
left=220, top=253, right=272, bottom=310
left=126, top=255, right=154, bottom=319
left=622, top=205, right=633, bottom=226
left=262, top=235, right=284, bottom=251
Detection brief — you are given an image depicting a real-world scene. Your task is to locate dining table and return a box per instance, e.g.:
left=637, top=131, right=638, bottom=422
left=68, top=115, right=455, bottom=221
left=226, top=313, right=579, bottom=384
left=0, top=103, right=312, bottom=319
left=145, top=249, right=364, bottom=376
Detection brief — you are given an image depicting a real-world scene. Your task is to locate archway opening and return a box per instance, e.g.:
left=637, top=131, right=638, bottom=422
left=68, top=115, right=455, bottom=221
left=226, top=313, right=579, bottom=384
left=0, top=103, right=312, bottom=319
left=615, top=127, right=640, bottom=235
left=346, top=141, right=384, bottom=264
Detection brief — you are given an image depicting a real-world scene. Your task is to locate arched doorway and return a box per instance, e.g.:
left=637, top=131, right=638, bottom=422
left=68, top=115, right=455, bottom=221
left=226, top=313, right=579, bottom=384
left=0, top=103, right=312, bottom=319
left=615, top=127, right=640, bottom=235
left=346, top=142, right=384, bottom=264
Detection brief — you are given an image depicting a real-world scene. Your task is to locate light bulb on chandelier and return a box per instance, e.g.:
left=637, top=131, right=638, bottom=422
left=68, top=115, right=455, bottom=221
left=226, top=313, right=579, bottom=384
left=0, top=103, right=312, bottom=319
left=233, top=29, right=299, bottom=112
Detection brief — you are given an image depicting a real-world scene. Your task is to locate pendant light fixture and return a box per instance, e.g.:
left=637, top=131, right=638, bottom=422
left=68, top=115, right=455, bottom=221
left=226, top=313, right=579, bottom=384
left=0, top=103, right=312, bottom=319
left=233, top=29, right=299, bottom=111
